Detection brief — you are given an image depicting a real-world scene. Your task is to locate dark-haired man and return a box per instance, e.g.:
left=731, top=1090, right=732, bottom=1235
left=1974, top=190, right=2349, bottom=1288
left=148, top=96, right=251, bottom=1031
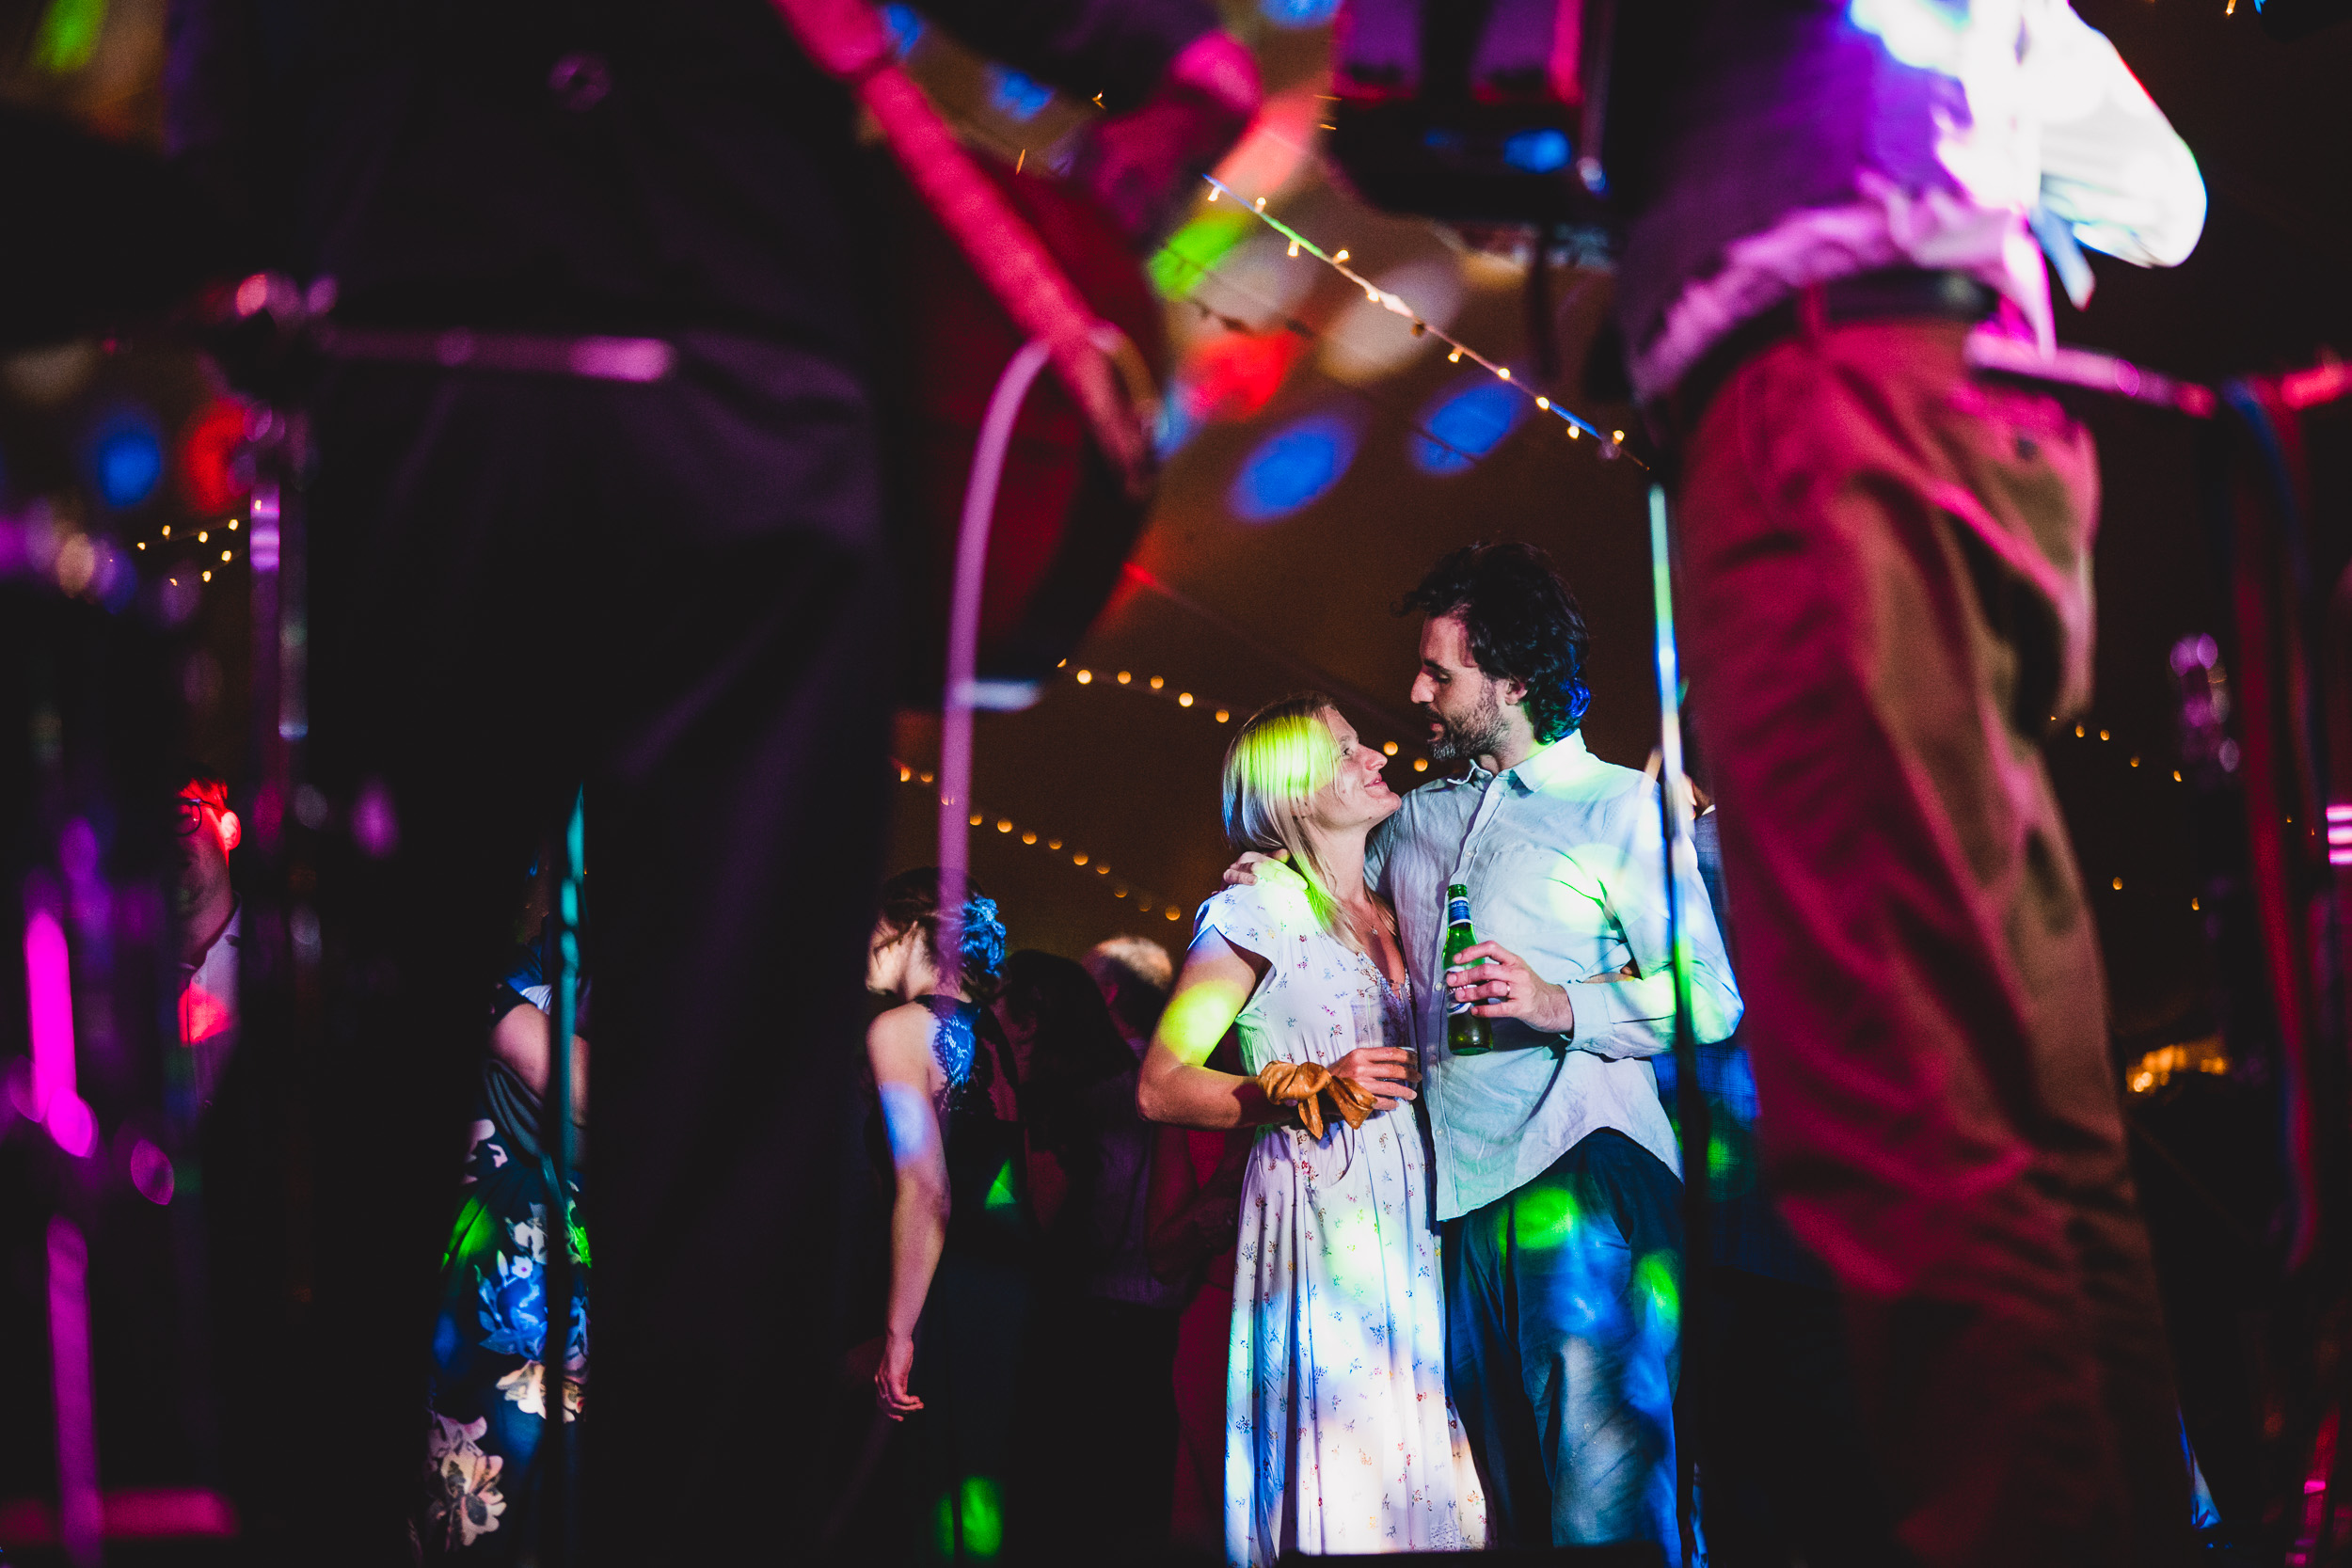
left=1242, top=542, right=1741, bottom=1550
left=1389, top=542, right=1739, bottom=1553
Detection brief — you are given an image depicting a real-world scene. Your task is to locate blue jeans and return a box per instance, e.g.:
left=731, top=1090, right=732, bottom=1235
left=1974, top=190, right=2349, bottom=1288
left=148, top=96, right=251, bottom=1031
left=1444, top=1128, right=1684, bottom=1550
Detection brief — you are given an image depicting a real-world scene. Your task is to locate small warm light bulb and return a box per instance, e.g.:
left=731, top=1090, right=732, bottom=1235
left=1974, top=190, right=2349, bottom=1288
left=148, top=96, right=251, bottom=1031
left=920, top=771, right=934, bottom=784
left=1612, top=430, right=1626, bottom=442
left=1057, top=658, right=1066, bottom=668
left=2099, top=729, right=2110, bottom=741
left=1115, top=888, right=1128, bottom=897
left=1253, top=196, right=1266, bottom=212
left=1047, top=839, right=1062, bottom=850
left=1096, top=864, right=1109, bottom=876
left=1414, top=758, right=1429, bottom=772
left=969, top=813, right=982, bottom=827
left=2130, top=756, right=2140, bottom=768
left=1076, top=669, right=1093, bottom=683
left=1178, top=692, right=1194, bottom=707
left=161, top=525, right=171, bottom=538
left=1117, top=671, right=1132, bottom=685
left=1021, top=832, right=1036, bottom=845
left=197, top=530, right=209, bottom=543
left=1449, top=349, right=1462, bottom=363
left=201, top=570, right=213, bottom=581
left=1165, top=908, right=1181, bottom=921
left=1287, top=241, right=1299, bottom=258
left=1215, top=709, right=1231, bottom=723
left=1333, top=249, right=1349, bottom=262
left=227, top=518, right=238, bottom=530
left=2111, top=878, right=2123, bottom=891
left=1074, top=853, right=1089, bottom=865
left=135, top=542, right=145, bottom=550
left=1149, top=675, right=1164, bottom=690
left=1497, top=367, right=1511, bottom=380
left=898, top=766, right=912, bottom=782
left=1206, top=187, right=1219, bottom=201
left=2075, top=724, right=2086, bottom=737
left=2192, top=896, right=2201, bottom=910
left=222, top=550, right=232, bottom=562
left=1382, top=741, right=1398, bottom=756
left=2174, top=770, right=2184, bottom=781
left=1567, top=425, right=1581, bottom=439
left=1535, top=398, right=1549, bottom=410
left=996, top=818, right=1013, bottom=833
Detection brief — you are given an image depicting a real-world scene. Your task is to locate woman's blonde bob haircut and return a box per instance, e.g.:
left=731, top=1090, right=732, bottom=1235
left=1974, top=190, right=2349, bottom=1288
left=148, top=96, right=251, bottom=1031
left=1222, top=693, right=1359, bottom=943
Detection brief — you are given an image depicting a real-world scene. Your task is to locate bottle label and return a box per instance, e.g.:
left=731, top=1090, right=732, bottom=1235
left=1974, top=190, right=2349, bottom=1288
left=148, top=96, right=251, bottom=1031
left=1446, top=896, right=1470, bottom=926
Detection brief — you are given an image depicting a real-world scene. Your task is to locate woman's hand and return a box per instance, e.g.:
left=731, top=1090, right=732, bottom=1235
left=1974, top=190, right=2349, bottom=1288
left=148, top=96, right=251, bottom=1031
left=1329, top=1045, right=1417, bottom=1110
left=876, top=1329, right=923, bottom=1421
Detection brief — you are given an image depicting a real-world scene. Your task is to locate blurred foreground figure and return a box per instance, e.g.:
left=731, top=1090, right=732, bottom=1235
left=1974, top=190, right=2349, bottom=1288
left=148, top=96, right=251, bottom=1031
left=1622, top=2, right=2207, bottom=1562
left=163, top=3, right=1250, bottom=1560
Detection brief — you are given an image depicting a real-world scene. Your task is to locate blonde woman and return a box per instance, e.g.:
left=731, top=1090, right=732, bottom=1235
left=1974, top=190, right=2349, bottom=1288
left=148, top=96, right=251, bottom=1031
left=1138, top=694, right=1486, bottom=1564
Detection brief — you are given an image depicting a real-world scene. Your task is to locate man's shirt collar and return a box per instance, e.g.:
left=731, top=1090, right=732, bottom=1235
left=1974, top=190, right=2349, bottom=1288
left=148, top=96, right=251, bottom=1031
left=1464, top=730, right=1590, bottom=795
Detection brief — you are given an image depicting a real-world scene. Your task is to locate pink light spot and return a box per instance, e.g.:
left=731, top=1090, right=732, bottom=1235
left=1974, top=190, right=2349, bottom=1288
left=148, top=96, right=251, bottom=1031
left=130, top=1140, right=175, bottom=1206
left=24, top=908, right=93, bottom=1157
left=178, top=983, right=231, bottom=1046
left=353, top=778, right=400, bottom=859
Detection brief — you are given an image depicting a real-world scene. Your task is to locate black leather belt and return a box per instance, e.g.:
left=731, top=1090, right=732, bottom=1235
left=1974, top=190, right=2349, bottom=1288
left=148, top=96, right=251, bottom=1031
left=1655, top=268, right=1999, bottom=447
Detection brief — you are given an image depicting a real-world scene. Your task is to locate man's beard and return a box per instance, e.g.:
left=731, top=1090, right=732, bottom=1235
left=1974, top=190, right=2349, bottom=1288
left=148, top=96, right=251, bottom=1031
left=1427, top=681, right=1508, bottom=764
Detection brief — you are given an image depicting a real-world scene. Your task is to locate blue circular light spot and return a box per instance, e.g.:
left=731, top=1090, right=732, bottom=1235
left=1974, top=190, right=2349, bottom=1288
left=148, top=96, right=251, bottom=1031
left=1502, top=128, right=1573, bottom=174
left=1231, top=414, right=1358, bottom=522
left=1260, top=0, right=1343, bottom=24
left=1412, top=380, right=1527, bottom=474
left=986, top=66, right=1055, bottom=123
left=1154, top=391, right=1200, bottom=461
left=90, top=415, right=164, bottom=509
left=881, top=4, right=923, bottom=55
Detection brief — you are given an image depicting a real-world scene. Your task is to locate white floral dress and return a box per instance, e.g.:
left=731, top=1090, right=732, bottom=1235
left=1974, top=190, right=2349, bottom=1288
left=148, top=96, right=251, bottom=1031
left=1200, top=874, right=1488, bottom=1566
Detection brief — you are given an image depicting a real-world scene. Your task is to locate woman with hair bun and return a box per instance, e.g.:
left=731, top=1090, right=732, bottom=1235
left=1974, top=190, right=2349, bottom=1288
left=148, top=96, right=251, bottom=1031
left=859, top=866, right=1028, bottom=1560
left=1138, top=695, right=1486, bottom=1563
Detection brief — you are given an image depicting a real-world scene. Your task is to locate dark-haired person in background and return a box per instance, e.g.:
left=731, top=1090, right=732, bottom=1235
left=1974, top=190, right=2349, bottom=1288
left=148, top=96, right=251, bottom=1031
left=997, top=947, right=1183, bottom=1560
left=1227, top=543, right=1741, bottom=1553
left=859, top=868, right=1027, bottom=1562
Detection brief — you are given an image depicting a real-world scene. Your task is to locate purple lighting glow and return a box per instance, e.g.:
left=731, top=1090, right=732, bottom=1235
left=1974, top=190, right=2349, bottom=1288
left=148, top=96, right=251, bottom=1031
left=49, top=1217, right=101, bottom=1567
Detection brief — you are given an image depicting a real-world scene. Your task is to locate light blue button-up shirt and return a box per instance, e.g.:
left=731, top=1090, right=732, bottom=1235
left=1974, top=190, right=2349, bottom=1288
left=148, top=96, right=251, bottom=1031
left=1366, top=731, right=1743, bottom=1221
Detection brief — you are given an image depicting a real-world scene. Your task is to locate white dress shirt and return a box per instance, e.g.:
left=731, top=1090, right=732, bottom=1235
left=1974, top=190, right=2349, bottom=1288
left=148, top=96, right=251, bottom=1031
left=1367, top=733, right=1743, bottom=1221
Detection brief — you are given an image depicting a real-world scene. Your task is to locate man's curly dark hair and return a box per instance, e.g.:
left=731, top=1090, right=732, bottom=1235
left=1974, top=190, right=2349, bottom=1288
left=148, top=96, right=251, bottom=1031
left=1397, top=542, right=1593, bottom=743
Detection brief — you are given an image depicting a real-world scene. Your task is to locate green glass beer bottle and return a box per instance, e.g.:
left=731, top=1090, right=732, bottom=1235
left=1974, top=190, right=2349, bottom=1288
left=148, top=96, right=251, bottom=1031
left=1443, top=883, right=1493, bottom=1055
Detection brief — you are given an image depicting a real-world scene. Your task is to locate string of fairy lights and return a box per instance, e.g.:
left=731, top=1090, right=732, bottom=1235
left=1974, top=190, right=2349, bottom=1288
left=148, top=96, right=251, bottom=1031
left=1055, top=657, right=1434, bottom=774
left=131, top=513, right=241, bottom=588
left=1196, top=174, right=1640, bottom=467
left=895, top=758, right=1191, bottom=924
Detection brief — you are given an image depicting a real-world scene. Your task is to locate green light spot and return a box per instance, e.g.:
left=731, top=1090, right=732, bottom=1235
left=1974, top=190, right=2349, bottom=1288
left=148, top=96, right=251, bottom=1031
left=567, top=1216, right=592, bottom=1269
left=33, top=0, right=105, bottom=74
left=961, top=1476, right=1005, bottom=1558
left=1635, top=1252, right=1680, bottom=1331
left=1517, top=1185, right=1579, bottom=1251
left=441, top=1196, right=502, bottom=1273
left=984, top=1157, right=1018, bottom=1212
left=1148, top=211, right=1254, bottom=298
left=935, top=1477, right=1004, bottom=1559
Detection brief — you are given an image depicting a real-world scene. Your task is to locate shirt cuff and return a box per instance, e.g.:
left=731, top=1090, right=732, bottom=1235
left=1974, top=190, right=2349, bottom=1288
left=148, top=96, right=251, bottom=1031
left=1558, top=979, right=1668, bottom=1059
